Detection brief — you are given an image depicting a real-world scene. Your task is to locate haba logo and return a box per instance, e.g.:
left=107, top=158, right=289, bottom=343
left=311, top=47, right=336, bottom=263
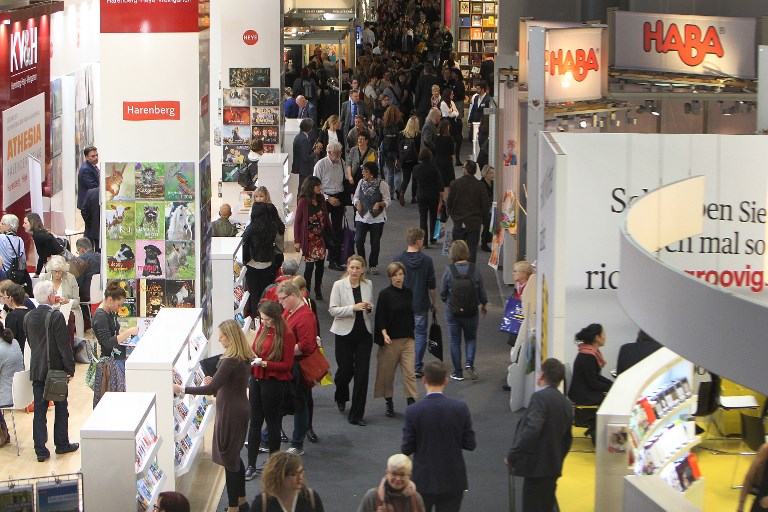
left=243, top=30, right=259, bottom=46
left=10, top=24, right=38, bottom=74
left=643, top=21, right=724, bottom=67
left=545, top=48, right=599, bottom=82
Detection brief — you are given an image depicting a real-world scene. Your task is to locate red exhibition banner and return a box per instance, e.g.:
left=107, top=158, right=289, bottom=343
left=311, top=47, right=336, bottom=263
left=101, top=0, right=200, bottom=34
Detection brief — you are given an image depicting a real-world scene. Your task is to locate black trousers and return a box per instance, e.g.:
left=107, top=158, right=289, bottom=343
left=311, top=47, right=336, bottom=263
left=451, top=226, right=481, bottom=264
left=523, top=477, right=558, bottom=512
left=325, top=195, right=346, bottom=265
left=418, top=196, right=439, bottom=247
left=32, top=380, right=70, bottom=457
left=421, top=490, right=464, bottom=512
left=334, top=329, right=372, bottom=422
left=400, top=161, right=417, bottom=200
left=247, top=377, right=289, bottom=466
left=224, top=458, right=246, bottom=507
left=244, top=265, right=276, bottom=318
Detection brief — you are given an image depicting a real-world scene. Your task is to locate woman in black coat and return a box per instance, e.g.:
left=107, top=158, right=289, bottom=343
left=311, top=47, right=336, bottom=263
left=316, top=115, right=344, bottom=160
left=242, top=202, right=281, bottom=318
left=23, top=213, right=64, bottom=277
left=433, top=119, right=455, bottom=192
left=568, top=323, right=613, bottom=437
left=411, top=148, right=444, bottom=248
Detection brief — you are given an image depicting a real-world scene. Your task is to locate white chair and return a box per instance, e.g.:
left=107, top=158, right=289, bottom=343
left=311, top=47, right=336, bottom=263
left=0, top=370, right=34, bottom=456
left=82, top=274, right=102, bottom=330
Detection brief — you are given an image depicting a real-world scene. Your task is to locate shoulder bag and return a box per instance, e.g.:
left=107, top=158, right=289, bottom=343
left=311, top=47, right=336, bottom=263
left=299, top=348, right=331, bottom=388
left=428, top=311, right=443, bottom=361
left=5, top=235, right=27, bottom=285
left=42, top=311, right=69, bottom=402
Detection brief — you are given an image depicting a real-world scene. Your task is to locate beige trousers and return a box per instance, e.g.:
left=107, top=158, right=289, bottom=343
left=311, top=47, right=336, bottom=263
left=374, top=337, right=419, bottom=399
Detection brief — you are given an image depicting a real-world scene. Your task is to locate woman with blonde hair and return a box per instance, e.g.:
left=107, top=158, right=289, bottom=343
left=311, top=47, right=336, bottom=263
left=329, top=254, right=374, bottom=426
left=40, top=255, right=84, bottom=337
left=396, top=116, right=421, bottom=205
left=249, top=452, right=324, bottom=511
left=380, top=105, right=405, bottom=199
left=316, top=115, right=344, bottom=159
left=245, top=301, right=296, bottom=480
left=357, top=454, right=424, bottom=512
left=174, top=319, right=255, bottom=512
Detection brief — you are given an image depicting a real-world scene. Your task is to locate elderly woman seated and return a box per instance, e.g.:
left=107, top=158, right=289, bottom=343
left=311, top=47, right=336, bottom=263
left=39, top=255, right=83, bottom=338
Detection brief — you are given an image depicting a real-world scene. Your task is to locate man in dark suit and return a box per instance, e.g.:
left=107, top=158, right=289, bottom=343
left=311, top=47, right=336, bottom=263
left=77, top=146, right=99, bottom=215
left=505, top=358, right=573, bottom=512
left=292, top=118, right=321, bottom=193
left=402, top=361, right=476, bottom=511
left=413, top=63, right=441, bottom=123
left=25, top=280, right=78, bottom=462
left=296, top=95, right=318, bottom=127
left=466, top=81, right=491, bottom=126
left=73, top=237, right=101, bottom=330
left=340, top=90, right=370, bottom=133
left=446, top=160, right=490, bottom=263
left=616, top=330, right=662, bottom=375
left=82, top=186, right=100, bottom=252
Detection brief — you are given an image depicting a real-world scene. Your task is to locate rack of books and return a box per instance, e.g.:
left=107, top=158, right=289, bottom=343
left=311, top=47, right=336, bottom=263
left=211, top=236, right=249, bottom=347
left=595, top=347, right=703, bottom=511
left=457, top=1, right=497, bottom=92
left=82, top=392, right=165, bottom=510
left=126, top=308, right=213, bottom=493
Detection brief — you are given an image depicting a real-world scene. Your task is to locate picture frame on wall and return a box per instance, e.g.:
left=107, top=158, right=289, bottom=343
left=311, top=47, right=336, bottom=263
left=471, top=3, right=482, bottom=13
left=470, top=28, right=482, bottom=40
left=460, top=55, right=469, bottom=66
left=483, top=2, right=495, bottom=14
left=460, top=28, right=470, bottom=40
left=459, top=2, right=469, bottom=14
left=471, top=15, right=482, bottom=27
left=459, top=41, right=470, bottom=53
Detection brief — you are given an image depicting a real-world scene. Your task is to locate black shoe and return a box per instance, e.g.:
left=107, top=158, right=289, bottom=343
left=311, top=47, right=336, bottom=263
left=415, top=370, right=423, bottom=379
left=37, top=453, right=50, bottom=462
left=397, top=189, right=405, bottom=206
left=244, top=465, right=256, bottom=481
left=385, top=399, right=395, bottom=418
left=502, top=384, right=511, bottom=391
left=411, top=197, right=417, bottom=204
left=306, top=429, right=319, bottom=443
left=348, top=418, right=367, bottom=426
left=315, top=290, right=324, bottom=301
left=329, top=263, right=346, bottom=271
left=481, top=243, right=491, bottom=252
left=281, top=429, right=289, bottom=443
left=456, top=160, right=464, bottom=166
left=337, top=402, right=346, bottom=412
left=55, top=443, right=79, bottom=455
left=407, top=397, right=416, bottom=406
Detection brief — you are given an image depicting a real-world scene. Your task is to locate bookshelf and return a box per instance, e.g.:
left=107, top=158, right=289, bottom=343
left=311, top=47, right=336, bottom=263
left=595, top=348, right=703, bottom=511
left=81, top=392, right=166, bottom=511
left=125, top=308, right=214, bottom=493
left=457, top=0, right=497, bottom=94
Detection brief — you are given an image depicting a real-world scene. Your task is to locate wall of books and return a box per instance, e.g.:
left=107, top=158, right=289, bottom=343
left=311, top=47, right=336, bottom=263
left=103, top=162, right=198, bottom=332
left=457, top=0, right=497, bottom=90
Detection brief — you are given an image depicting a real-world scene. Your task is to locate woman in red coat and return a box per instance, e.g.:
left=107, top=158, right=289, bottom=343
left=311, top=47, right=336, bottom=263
left=294, top=176, right=331, bottom=301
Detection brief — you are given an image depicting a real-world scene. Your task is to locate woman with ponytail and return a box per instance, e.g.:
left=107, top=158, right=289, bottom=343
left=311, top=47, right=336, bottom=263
left=568, top=323, right=613, bottom=439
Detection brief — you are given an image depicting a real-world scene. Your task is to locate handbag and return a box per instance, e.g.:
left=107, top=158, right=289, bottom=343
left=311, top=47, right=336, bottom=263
left=438, top=199, right=448, bottom=223
left=500, top=295, right=524, bottom=335
left=340, top=216, right=355, bottom=263
left=427, top=312, right=443, bottom=361
left=299, top=347, right=331, bottom=388
left=433, top=219, right=445, bottom=241
left=322, top=227, right=338, bottom=250
left=42, top=311, right=69, bottom=402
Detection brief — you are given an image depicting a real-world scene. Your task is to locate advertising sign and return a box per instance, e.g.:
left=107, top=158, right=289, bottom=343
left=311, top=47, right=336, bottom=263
left=2, top=93, right=44, bottom=208
left=613, top=11, right=756, bottom=79
left=545, top=28, right=604, bottom=103
left=100, top=0, right=199, bottom=33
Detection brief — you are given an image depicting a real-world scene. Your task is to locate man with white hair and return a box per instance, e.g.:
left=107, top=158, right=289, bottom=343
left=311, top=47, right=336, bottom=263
left=313, top=140, right=348, bottom=271
left=420, top=108, right=440, bottom=155
left=25, top=280, right=78, bottom=462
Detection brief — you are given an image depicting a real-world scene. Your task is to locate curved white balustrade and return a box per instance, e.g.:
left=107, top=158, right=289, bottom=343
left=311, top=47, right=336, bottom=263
left=618, top=176, right=768, bottom=395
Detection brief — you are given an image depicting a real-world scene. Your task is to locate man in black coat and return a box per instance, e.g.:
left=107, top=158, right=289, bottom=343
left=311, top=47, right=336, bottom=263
left=446, top=160, right=490, bottom=263
left=616, top=330, right=663, bottom=375
left=413, top=63, right=441, bottom=123
left=82, top=186, right=100, bottom=252
left=505, top=358, right=573, bottom=512
left=25, top=280, right=78, bottom=462
left=292, top=118, right=321, bottom=193
left=402, top=361, right=476, bottom=512
left=74, top=237, right=101, bottom=327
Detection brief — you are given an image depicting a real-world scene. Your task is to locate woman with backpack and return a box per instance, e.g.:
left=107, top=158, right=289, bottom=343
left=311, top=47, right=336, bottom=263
left=242, top=202, right=280, bottom=319
left=439, top=240, right=488, bottom=381
left=379, top=106, right=404, bottom=199
left=0, top=214, right=31, bottom=295
left=395, top=116, right=421, bottom=206
left=23, top=213, right=65, bottom=277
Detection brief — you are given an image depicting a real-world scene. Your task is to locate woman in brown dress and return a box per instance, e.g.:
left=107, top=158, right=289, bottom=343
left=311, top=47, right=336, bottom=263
left=173, top=319, right=254, bottom=512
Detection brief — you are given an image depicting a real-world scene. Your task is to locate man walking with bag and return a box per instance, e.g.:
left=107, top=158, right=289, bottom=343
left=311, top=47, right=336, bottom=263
left=25, top=281, right=78, bottom=462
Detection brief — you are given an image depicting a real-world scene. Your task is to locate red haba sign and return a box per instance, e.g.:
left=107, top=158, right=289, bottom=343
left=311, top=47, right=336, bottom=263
left=546, top=48, right=599, bottom=82
left=643, top=21, right=724, bottom=67
left=243, top=30, right=258, bottom=45
left=123, top=101, right=181, bottom=121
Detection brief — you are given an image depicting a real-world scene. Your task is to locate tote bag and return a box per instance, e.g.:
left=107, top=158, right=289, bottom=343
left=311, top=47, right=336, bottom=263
left=500, top=295, right=524, bottom=334
left=427, top=312, right=443, bottom=361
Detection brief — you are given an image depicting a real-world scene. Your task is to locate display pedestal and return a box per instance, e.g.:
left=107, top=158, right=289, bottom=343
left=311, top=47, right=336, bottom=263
left=257, top=152, right=293, bottom=243
left=126, top=308, right=212, bottom=493
left=211, top=236, right=243, bottom=351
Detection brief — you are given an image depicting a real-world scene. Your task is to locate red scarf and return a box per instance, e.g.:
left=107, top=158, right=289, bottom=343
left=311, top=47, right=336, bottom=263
left=578, top=343, right=606, bottom=368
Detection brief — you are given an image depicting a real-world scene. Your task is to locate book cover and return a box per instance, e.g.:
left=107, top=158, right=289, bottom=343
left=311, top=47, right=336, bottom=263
left=165, top=162, right=195, bottom=202
left=165, top=201, right=195, bottom=241
left=105, top=201, right=136, bottom=240
left=107, top=278, right=136, bottom=317
left=459, top=16, right=470, bottom=27
left=164, top=280, right=195, bottom=308
left=106, top=240, right=136, bottom=279
left=104, top=162, right=135, bottom=201
left=0, top=484, right=34, bottom=511
left=136, top=240, right=166, bottom=279
left=36, top=480, right=80, bottom=512
left=134, top=201, right=165, bottom=240
left=166, top=241, right=196, bottom=280
left=138, top=279, right=165, bottom=317
left=471, top=15, right=482, bottom=27
left=134, top=162, right=166, bottom=200
left=687, top=452, right=701, bottom=479
left=675, top=457, right=694, bottom=490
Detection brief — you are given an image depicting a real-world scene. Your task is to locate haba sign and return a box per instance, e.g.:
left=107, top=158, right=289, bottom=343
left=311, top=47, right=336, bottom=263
left=101, top=0, right=199, bottom=33
left=612, top=11, right=756, bottom=79
left=544, top=28, right=604, bottom=102
left=2, top=93, right=44, bottom=208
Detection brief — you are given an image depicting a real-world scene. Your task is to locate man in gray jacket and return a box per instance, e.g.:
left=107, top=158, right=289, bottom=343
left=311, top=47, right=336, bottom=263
left=25, top=280, right=78, bottom=462
left=420, top=107, right=440, bottom=155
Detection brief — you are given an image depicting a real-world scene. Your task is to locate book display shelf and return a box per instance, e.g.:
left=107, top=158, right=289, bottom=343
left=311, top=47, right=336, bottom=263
left=211, top=237, right=250, bottom=345
left=81, top=392, right=165, bottom=511
left=126, top=308, right=214, bottom=493
left=595, top=347, right=703, bottom=511
left=457, top=1, right=497, bottom=92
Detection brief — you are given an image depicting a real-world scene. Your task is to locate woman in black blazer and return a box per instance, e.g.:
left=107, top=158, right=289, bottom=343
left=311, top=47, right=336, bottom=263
left=23, top=213, right=64, bottom=277
left=316, top=115, right=344, bottom=160
left=411, top=148, right=444, bottom=248
left=568, top=323, right=613, bottom=438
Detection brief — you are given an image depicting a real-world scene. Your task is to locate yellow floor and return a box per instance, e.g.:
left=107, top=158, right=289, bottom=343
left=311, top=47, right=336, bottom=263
left=558, top=430, right=754, bottom=511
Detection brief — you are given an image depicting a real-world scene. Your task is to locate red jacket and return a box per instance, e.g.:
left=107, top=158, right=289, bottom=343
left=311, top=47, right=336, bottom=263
left=250, top=325, right=296, bottom=380
left=283, top=303, right=318, bottom=359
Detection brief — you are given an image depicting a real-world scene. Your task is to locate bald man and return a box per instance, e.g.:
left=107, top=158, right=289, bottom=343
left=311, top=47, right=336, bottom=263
left=296, top=95, right=318, bottom=127
left=211, top=204, right=239, bottom=237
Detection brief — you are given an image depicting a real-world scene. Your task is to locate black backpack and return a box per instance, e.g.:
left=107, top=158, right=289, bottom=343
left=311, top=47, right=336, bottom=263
left=382, top=124, right=399, bottom=153
left=237, top=160, right=258, bottom=190
left=398, top=136, right=417, bottom=163
left=448, top=263, right=479, bottom=317
left=4, top=235, right=27, bottom=285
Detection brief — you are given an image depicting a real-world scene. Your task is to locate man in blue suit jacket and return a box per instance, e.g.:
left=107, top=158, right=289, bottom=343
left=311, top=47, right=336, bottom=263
left=402, top=361, right=476, bottom=512
left=505, top=358, right=573, bottom=512
left=77, top=146, right=99, bottom=213
left=292, top=118, right=320, bottom=193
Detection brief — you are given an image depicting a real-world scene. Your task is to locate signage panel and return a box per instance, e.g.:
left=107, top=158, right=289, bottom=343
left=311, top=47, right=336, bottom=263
left=123, top=101, right=181, bottom=121
left=101, top=0, right=199, bottom=33
left=545, top=28, right=603, bottom=103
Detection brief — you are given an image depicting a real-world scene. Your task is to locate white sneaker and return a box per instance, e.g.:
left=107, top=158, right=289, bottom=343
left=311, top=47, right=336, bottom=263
left=286, top=447, right=305, bottom=455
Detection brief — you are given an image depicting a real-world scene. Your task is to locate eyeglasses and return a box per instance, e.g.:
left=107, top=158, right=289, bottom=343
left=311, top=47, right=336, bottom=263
left=388, top=471, right=410, bottom=479
left=276, top=295, right=287, bottom=302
